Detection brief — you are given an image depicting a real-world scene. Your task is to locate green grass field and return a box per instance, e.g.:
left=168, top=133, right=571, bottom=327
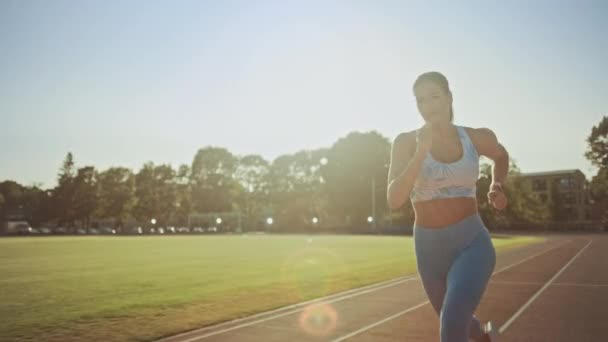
left=0, top=234, right=543, bottom=342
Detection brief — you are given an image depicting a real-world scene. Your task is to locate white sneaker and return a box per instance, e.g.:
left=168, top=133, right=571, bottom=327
left=482, top=321, right=499, bottom=342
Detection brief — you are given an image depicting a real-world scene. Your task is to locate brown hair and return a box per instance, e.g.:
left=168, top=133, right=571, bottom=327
left=413, top=71, right=453, bottom=122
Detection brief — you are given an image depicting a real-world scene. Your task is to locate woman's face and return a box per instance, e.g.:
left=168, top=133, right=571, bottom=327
left=414, top=81, right=452, bottom=124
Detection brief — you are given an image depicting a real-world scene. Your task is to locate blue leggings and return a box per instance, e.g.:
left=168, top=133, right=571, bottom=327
left=414, top=213, right=496, bottom=342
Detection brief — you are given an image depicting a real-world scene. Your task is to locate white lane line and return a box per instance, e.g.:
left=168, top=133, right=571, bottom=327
left=499, top=238, right=593, bottom=334
left=155, top=275, right=416, bottom=341
left=168, top=276, right=419, bottom=342
left=331, top=238, right=573, bottom=342
left=492, top=280, right=608, bottom=288
left=331, top=302, right=430, bottom=342
left=491, top=280, right=545, bottom=286
left=489, top=239, right=572, bottom=275
left=552, top=282, right=608, bottom=288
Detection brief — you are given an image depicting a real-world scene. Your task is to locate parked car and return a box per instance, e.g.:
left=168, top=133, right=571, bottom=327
left=8, top=221, right=32, bottom=235
left=16, top=224, right=33, bottom=235
left=100, top=227, right=116, bottom=235
left=39, top=227, right=53, bottom=234
left=54, top=227, right=68, bottom=234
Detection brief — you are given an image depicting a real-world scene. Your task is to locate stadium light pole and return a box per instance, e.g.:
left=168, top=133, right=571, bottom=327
left=313, top=157, right=329, bottom=229
left=371, top=177, right=377, bottom=233
left=246, top=184, right=254, bottom=232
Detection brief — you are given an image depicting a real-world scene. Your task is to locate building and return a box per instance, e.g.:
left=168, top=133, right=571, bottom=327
left=1, top=206, right=28, bottom=235
left=520, top=169, right=591, bottom=222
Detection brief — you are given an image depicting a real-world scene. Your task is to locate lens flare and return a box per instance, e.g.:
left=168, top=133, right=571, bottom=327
left=298, top=303, right=338, bottom=337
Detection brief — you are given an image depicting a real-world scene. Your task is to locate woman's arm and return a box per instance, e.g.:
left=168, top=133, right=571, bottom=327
left=469, top=127, right=509, bottom=210
left=473, top=128, right=509, bottom=184
left=386, top=131, right=426, bottom=209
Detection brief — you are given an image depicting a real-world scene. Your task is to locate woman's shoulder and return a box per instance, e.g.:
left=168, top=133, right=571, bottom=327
left=393, top=130, right=418, bottom=147
left=460, top=126, right=497, bottom=141
left=460, top=126, right=500, bottom=155
left=391, top=130, right=418, bottom=155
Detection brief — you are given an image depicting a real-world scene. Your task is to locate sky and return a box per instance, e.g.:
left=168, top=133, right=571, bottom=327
left=1, top=0, right=606, bottom=188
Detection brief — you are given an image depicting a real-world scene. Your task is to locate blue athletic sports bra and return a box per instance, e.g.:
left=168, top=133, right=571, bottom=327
left=410, top=126, right=479, bottom=203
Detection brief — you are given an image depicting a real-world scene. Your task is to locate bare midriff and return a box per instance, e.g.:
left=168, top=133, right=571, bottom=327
left=413, top=197, right=478, bottom=229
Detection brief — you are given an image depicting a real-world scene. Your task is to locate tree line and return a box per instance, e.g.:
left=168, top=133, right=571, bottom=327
left=2, top=117, right=607, bottom=234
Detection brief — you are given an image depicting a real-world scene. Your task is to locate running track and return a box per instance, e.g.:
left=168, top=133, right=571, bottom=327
left=157, top=234, right=607, bottom=342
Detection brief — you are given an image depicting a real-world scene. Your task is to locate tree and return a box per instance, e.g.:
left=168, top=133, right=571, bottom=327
left=0, top=181, right=53, bottom=227
left=267, top=154, right=301, bottom=232
left=477, top=160, right=550, bottom=230
left=54, top=152, right=77, bottom=229
left=589, top=167, right=608, bottom=226
left=21, top=186, right=50, bottom=227
left=0, top=181, right=26, bottom=222
left=585, top=116, right=608, bottom=227
left=133, top=163, right=178, bottom=227
left=585, top=116, right=608, bottom=168
left=72, top=166, right=99, bottom=231
left=98, top=167, right=136, bottom=231
left=33, top=189, right=55, bottom=227
left=173, top=164, right=192, bottom=227
left=58, top=152, right=76, bottom=183
left=154, top=164, right=178, bottom=227
left=324, top=131, right=391, bottom=232
left=133, top=163, right=157, bottom=226
left=234, top=154, right=271, bottom=230
left=190, top=147, right=239, bottom=214
left=267, top=149, right=331, bottom=233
